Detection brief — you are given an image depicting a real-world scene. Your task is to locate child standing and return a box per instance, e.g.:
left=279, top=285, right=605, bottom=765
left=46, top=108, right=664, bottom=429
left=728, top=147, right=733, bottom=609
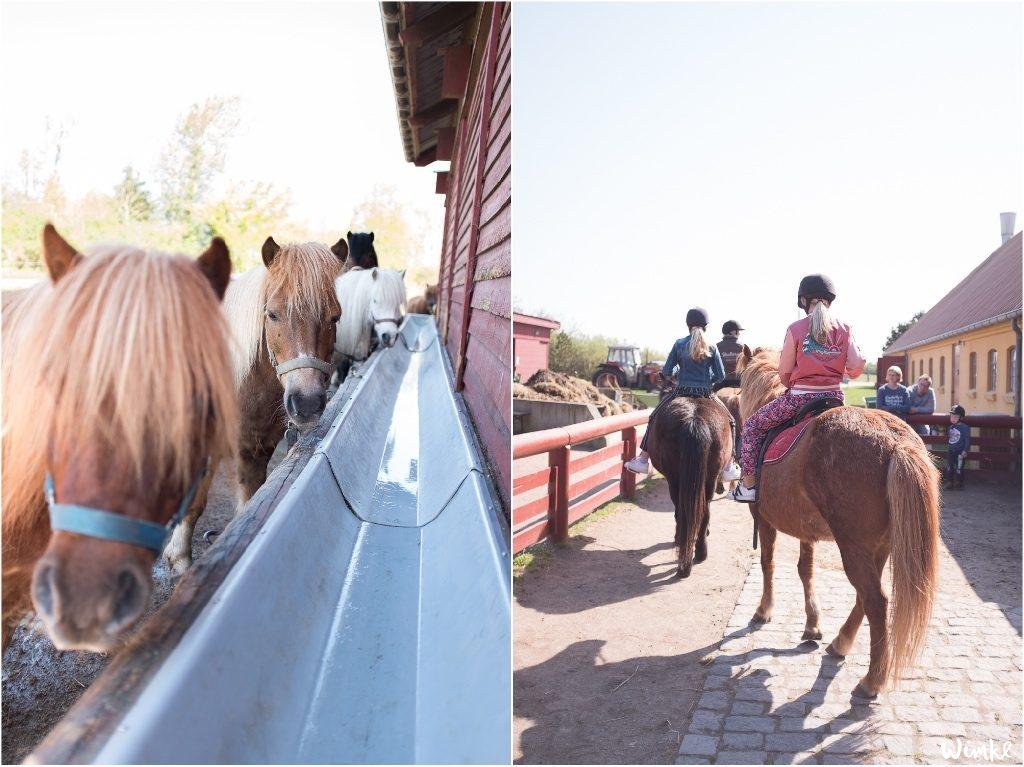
left=945, top=404, right=971, bottom=490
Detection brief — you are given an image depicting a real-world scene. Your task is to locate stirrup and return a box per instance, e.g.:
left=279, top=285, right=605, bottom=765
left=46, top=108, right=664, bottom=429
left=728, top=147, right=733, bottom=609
left=730, top=484, right=757, bottom=503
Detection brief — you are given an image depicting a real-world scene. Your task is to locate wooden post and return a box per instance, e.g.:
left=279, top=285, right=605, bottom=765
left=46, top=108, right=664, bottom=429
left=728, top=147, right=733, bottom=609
left=621, top=426, right=637, bottom=499
left=551, top=446, right=570, bottom=542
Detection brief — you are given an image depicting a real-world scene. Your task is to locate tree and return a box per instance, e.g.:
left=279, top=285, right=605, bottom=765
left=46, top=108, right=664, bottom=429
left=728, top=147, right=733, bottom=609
left=884, top=311, right=925, bottom=351
left=203, top=181, right=293, bottom=271
left=350, top=184, right=437, bottom=287
left=157, top=97, right=240, bottom=245
left=548, top=329, right=625, bottom=380
left=113, top=166, right=153, bottom=224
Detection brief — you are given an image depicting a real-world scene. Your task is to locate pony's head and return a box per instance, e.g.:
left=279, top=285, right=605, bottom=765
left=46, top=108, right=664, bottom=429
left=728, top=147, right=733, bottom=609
left=424, top=283, right=438, bottom=311
left=261, top=237, right=343, bottom=430
left=368, top=267, right=407, bottom=349
left=3, top=227, right=236, bottom=652
left=343, top=231, right=378, bottom=271
left=736, top=347, right=786, bottom=420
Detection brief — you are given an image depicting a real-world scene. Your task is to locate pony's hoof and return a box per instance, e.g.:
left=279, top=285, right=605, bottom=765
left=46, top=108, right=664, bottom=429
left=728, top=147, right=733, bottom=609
left=715, top=481, right=725, bottom=495
left=167, top=557, right=191, bottom=577
left=852, top=682, right=879, bottom=700
left=825, top=642, right=846, bottom=659
left=751, top=612, right=771, bottom=625
left=802, top=628, right=823, bottom=641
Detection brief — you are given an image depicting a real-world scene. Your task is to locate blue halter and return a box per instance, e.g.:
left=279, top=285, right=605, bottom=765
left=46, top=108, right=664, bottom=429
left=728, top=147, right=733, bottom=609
left=44, top=462, right=208, bottom=554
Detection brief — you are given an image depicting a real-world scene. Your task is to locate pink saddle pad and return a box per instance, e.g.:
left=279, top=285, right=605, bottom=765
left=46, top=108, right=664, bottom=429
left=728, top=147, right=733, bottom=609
left=763, top=418, right=815, bottom=464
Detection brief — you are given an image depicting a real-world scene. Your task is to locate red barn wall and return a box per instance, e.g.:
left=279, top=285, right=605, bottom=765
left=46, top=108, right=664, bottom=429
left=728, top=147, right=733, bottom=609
left=435, top=2, right=511, bottom=512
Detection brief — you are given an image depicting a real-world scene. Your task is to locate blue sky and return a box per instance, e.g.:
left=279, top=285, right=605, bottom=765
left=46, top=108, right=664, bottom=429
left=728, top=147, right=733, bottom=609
left=2, top=1, right=443, bottom=236
left=514, top=1, right=1023, bottom=359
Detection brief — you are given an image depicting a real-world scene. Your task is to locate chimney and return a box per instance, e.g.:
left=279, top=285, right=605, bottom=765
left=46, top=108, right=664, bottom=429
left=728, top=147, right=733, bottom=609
left=1000, top=212, right=1016, bottom=244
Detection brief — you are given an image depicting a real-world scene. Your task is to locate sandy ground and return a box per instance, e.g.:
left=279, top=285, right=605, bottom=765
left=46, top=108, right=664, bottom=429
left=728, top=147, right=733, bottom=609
left=514, top=477, right=759, bottom=764
left=0, top=444, right=286, bottom=764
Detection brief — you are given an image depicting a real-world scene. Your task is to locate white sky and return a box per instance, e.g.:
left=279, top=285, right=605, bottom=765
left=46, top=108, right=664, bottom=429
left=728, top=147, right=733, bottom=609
left=514, top=2, right=1023, bottom=359
left=1, top=0, right=444, bottom=236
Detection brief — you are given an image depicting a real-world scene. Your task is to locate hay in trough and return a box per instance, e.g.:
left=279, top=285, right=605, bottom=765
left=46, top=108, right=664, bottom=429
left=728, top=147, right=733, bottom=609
left=517, top=370, right=633, bottom=416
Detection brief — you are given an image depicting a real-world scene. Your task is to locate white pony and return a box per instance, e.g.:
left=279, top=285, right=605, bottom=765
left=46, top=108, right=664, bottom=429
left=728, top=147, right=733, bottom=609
left=334, top=267, right=407, bottom=363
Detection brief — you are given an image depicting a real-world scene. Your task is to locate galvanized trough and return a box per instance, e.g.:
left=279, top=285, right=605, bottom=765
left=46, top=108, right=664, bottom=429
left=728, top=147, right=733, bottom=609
left=29, top=314, right=511, bottom=764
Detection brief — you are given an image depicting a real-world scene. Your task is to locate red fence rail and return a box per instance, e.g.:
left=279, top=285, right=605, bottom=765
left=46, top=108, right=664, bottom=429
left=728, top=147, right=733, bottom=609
left=512, top=411, right=648, bottom=553
left=905, top=413, right=1021, bottom=478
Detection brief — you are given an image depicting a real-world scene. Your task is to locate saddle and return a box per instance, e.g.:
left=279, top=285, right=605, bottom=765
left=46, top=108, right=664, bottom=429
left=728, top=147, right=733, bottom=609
left=748, top=396, right=843, bottom=549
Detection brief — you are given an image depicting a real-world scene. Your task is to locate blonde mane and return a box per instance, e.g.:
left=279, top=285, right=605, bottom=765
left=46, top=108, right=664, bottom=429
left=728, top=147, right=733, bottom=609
left=221, top=242, right=341, bottom=384
left=2, top=245, right=238, bottom=543
left=334, top=267, right=407, bottom=361
left=736, top=348, right=787, bottom=421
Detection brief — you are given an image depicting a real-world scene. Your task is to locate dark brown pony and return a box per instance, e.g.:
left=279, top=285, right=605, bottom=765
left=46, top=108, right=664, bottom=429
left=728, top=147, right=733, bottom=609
left=163, top=238, right=343, bottom=573
left=2, top=226, right=235, bottom=652
left=736, top=348, right=940, bottom=698
left=338, top=230, right=378, bottom=274
left=647, top=396, right=734, bottom=578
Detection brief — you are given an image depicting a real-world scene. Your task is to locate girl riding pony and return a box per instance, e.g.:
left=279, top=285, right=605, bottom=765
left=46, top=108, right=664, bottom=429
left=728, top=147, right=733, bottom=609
left=730, top=275, right=866, bottom=502
left=625, top=307, right=741, bottom=481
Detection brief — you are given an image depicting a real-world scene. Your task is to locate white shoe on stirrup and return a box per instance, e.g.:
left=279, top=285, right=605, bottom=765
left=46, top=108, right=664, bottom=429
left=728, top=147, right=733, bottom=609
left=625, top=456, right=650, bottom=475
left=722, top=462, right=742, bottom=482
left=729, top=483, right=757, bottom=503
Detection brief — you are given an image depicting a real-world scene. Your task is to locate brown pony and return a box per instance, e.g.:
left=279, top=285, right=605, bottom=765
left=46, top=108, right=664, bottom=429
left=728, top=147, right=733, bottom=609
left=736, top=347, right=940, bottom=698
left=2, top=226, right=236, bottom=652
left=647, top=396, right=734, bottom=578
left=162, top=238, right=343, bottom=573
left=408, top=283, right=437, bottom=315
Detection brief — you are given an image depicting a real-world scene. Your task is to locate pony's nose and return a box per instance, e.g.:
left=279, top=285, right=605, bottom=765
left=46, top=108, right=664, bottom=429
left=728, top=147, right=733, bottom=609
left=108, top=567, right=148, bottom=633
left=286, top=392, right=326, bottom=422
left=32, top=561, right=59, bottom=622
left=381, top=332, right=393, bottom=347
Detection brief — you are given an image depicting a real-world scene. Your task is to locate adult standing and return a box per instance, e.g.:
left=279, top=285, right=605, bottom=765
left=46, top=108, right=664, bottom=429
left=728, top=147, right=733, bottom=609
left=907, top=375, right=936, bottom=436
left=877, top=366, right=911, bottom=421
left=713, top=320, right=751, bottom=392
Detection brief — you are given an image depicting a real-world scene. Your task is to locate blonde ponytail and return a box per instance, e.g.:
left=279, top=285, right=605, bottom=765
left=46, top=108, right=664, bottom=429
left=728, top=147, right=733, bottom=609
left=689, top=326, right=711, bottom=361
left=808, top=299, right=837, bottom=345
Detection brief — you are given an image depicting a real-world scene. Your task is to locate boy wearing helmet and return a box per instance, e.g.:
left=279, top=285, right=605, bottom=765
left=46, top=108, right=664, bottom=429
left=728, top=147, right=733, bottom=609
left=946, top=405, right=970, bottom=490
left=730, top=275, right=866, bottom=503
left=625, top=308, right=741, bottom=480
left=714, top=320, right=751, bottom=392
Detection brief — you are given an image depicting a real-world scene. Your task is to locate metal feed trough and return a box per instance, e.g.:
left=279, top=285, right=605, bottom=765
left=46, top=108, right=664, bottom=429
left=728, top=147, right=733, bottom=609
left=30, top=314, right=511, bottom=764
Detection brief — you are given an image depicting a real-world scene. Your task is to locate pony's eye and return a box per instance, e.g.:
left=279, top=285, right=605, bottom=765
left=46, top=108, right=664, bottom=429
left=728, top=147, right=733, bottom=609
left=330, top=315, right=340, bottom=324
left=266, top=310, right=280, bottom=322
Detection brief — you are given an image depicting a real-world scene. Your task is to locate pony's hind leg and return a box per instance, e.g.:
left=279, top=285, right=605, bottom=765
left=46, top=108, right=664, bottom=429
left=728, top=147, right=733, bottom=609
left=827, top=595, right=864, bottom=658
left=837, top=544, right=891, bottom=698
left=752, top=519, right=776, bottom=624
left=163, top=460, right=219, bottom=576
left=798, top=541, right=823, bottom=641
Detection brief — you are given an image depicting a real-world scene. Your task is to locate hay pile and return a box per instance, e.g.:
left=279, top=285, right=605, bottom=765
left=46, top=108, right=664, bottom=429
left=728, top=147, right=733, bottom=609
left=516, top=370, right=633, bottom=416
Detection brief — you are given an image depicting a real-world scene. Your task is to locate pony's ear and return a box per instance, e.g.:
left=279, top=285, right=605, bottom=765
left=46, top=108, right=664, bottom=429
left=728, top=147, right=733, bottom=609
left=262, top=236, right=281, bottom=268
left=41, top=223, right=82, bottom=284
left=371, top=267, right=378, bottom=280
left=331, top=238, right=348, bottom=260
left=400, top=269, right=406, bottom=278
left=196, top=237, right=232, bottom=301
left=368, top=232, right=374, bottom=243
left=346, top=230, right=353, bottom=239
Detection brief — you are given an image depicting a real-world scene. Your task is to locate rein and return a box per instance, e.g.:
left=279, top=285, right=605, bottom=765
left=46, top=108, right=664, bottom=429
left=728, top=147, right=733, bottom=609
left=45, top=461, right=208, bottom=554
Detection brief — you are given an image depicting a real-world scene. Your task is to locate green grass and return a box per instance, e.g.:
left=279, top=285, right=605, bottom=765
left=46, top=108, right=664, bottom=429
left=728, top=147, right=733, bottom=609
left=631, top=389, right=661, bottom=408
left=843, top=383, right=877, bottom=407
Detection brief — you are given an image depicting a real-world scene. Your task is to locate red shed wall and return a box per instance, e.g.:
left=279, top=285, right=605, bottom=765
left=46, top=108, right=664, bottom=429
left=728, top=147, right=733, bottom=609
left=514, top=337, right=549, bottom=381
left=435, top=3, right=511, bottom=511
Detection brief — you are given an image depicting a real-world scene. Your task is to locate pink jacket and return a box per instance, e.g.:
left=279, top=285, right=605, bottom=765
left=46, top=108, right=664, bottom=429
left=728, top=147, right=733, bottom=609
left=779, top=315, right=865, bottom=391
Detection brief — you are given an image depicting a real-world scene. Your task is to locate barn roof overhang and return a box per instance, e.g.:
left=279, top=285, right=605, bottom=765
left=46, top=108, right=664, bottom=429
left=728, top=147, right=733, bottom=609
left=381, top=2, right=484, bottom=166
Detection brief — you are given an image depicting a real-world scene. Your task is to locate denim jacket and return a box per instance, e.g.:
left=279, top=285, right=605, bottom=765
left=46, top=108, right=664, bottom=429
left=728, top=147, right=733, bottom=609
left=663, top=337, right=726, bottom=391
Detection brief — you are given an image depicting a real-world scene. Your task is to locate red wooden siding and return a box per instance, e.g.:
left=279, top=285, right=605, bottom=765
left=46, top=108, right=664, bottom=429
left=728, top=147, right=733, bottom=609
left=434, top=3, right=512, bottom=511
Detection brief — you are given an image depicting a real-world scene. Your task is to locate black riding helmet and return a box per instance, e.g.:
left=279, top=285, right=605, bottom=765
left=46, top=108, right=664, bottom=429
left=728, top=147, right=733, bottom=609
left=797, top=274, right=837, bottom=310
left=722, top=320, right=744, bottom=335
left=686, top=307, right=709, bottom=329
left=950, top=405, right=966, bottom=418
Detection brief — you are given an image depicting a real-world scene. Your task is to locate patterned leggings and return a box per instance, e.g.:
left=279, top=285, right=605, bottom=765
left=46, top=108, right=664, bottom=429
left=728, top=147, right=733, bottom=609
left=740, top=390, right=844, bottom=476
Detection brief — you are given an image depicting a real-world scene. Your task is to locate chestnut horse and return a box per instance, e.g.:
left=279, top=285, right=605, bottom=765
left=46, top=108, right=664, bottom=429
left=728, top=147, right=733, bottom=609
left=162, top=238, right=343, bottom=573
left=736, top=348, right=939, bottom=698
left=647, top=396, right=734, bottom=578
left=2, top=226, right=236, bottom=652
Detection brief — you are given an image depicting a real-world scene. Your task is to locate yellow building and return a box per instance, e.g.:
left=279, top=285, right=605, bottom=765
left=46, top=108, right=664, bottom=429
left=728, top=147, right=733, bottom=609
left=885, top=231, right=1022, bottom=416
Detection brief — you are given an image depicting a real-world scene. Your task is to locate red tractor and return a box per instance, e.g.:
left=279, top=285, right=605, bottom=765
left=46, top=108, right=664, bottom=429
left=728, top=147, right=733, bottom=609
left=592, top=346, right=663, bottom=391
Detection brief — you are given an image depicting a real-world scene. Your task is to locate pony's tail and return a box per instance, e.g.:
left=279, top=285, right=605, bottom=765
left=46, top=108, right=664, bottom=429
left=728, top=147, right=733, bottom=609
left=808, top=299, right=837, bottom=345
left=675, top=417, right=711, bottom=566
left=885, top=441, right=940, bottom=686
left=689, top=327, right=710, bottom=361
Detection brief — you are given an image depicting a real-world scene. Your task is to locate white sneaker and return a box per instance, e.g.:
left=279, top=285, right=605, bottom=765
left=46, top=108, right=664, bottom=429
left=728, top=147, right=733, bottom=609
left=624, top=456, right=650, bottom=475
left=722, top=462, right=742, bottom=482
left=729, top=484, right=757, bottom=503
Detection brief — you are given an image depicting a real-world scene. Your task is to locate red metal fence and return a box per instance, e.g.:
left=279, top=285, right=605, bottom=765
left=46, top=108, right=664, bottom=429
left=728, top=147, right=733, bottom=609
left=906, top=413, right=1021, bottom=477
left=512, top=411, right=648, bottom=553
left=512, top=411, right=1021, bottom=554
